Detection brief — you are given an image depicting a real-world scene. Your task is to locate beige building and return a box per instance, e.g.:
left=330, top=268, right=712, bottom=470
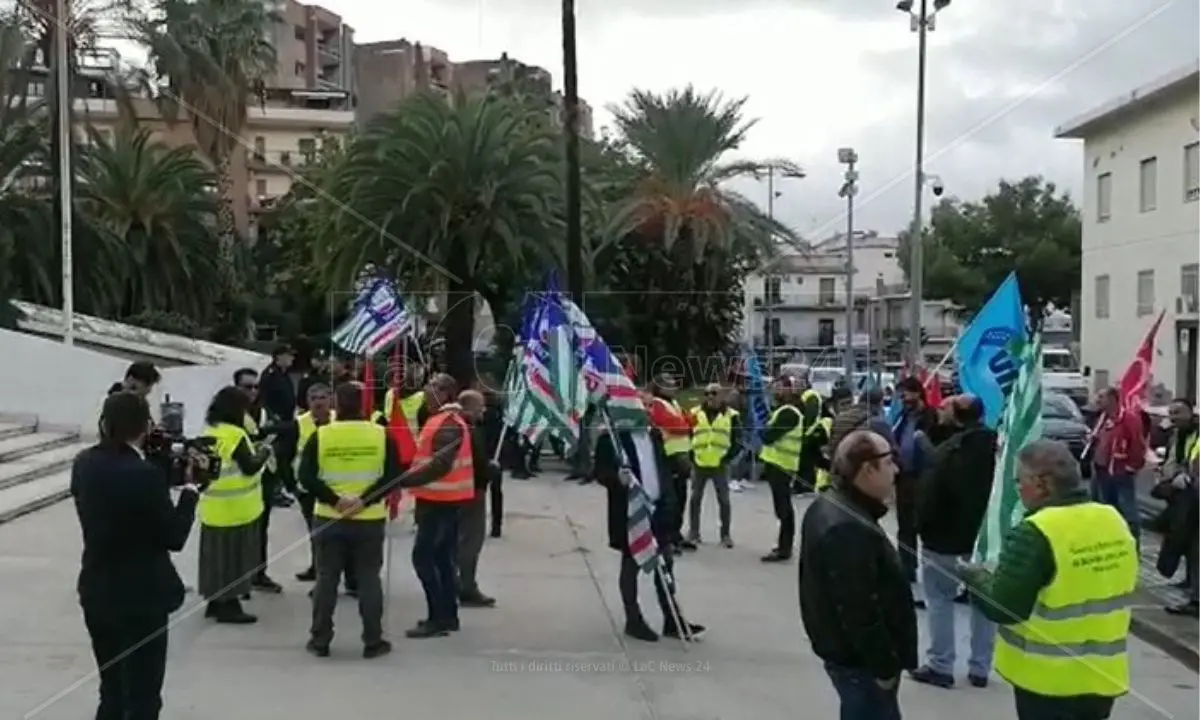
left=355, top=39, right=453, bottom=123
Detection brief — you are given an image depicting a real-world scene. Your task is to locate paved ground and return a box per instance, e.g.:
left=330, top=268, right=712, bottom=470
left=1, top=473, right=1197, bottom=720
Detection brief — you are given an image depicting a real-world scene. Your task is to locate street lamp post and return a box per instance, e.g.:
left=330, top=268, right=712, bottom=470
left=762, top=166, right=804, bottom=373
left=54, top=0, right=74, bottom=346
left=896, top=0, right=950, bottom=367
left=838, top=148, right=859, bottom=379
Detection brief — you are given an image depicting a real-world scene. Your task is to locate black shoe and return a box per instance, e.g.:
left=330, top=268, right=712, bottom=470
left=577, top=476, right=595, bottom=486
left=252, top=575, right=283, bottom=593
left=214, top=601, right=257, bottom=625
left=363, top=640, right=393, bottom=659
left=405, top=621, right=450, bottom=638
left=909, top=665, right=954, bottom=688
left=1165, top=601, right=1200, bottom=617
left=679, top=539, right=698, bottom=551
left=490, top=527, right=502, bottom=538
left=305, top=639, right=330, bottom=657
left=968, top=674, right=989, bottom=688
left=460, top=591, right=497, bottom=608
left=624, top=619, right=659, bottom=642
left=296, top=567, right=316, bottom=582
left=204, top=602, right=219, bottom=618
left=663, top=621, right=706, bottom=641
left=760, top=550, right=791, bottom=563
left=913, top=598, right=927, bottom=610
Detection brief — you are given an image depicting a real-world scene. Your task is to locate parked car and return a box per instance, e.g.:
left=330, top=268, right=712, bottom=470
left=1042, top=391, right=1092, bottom=477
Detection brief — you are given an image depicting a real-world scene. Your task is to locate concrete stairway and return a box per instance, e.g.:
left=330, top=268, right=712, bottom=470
left=0, top=418, right=90, bottom=525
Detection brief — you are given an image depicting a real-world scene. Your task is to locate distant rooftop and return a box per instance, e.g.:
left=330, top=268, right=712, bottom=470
left=10, top=301, right=267, bottom=367
left=1054, top=62, right=1200, bottom=139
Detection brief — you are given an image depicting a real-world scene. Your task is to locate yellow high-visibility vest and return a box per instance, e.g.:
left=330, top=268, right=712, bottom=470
left=381, top=390, right=426, bottom=432
left=759, top=404, right=803, bottom=472
left=313, top=421, right=388, bottom=522
left=243, top=408, right=266, bottom=437
left=1185, top=431, right=1199, bottom=463
left=294, top=410, right=336, bottom=474
left=807, top=416, right=834, bottom=490
left=199, top=423, right=264, bottom=528
left=994, top=502, right=1137, bottom=698
left=691, top=407, right=734, bottom=468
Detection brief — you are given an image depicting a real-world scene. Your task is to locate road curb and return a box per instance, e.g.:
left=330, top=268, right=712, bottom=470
left=1129, top=611, right=1200, bottom=671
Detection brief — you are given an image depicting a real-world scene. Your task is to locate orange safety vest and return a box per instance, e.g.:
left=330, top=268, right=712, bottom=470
left=407, top=409, right=476, bottom=503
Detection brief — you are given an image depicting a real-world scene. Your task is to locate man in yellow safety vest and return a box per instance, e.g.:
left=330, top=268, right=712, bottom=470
left=758, top=376, right=804, bottom=563
left=687, top=383, right=740, bottom=548
left=961, top=439, right=1137, bottom=718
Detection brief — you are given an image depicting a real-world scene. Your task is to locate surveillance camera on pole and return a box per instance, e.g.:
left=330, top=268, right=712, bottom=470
left=837, top=147, right=859, bottom=378
left=926, top=173, right=945, bottom=197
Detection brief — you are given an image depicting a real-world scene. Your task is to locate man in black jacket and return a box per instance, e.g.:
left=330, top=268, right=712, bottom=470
left=910, top=395, right=998, bottom=689
left=595, top=428, right=705, bottom=643
left=457, top=389, right=498, bottom=607
left=73, top=391, right=201, bottom=720
left=800, top=429, right=917, bottom=720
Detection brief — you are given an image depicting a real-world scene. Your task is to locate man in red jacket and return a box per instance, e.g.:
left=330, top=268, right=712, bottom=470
left=1090, top=387, right=1148, bottom=545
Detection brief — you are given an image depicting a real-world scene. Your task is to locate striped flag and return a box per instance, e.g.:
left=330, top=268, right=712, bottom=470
left=627, top=477, right=661, bottom=573
left=560, top=299, right=648, bottom=430
left=523, top=290, right=587, bottom=449
left=330, top=278, right=413, bottom=356
left=974, top=331, right=1044, bottom=565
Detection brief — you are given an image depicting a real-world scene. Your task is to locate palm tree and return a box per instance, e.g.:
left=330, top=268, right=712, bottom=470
left=124, top=0, right=277, bottom=247
left=313, top=92, right=562, bottom=383
left=606, top=86, right=804, bottom=259
left=75, top=124, right=223, bottom=321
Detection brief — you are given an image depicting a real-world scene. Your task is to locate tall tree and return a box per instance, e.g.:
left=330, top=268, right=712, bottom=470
left=898, top=176, right=1081, bottom=317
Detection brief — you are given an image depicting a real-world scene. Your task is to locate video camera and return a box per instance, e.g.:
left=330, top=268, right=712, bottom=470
left=145, top=396, right=221, bottom=487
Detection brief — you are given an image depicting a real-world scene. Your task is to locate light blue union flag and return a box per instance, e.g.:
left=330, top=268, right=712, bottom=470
left=974, top=331, right=1044, bottom=565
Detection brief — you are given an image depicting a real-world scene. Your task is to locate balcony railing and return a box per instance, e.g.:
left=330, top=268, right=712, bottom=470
left=248, top=150, right=318, bottom=171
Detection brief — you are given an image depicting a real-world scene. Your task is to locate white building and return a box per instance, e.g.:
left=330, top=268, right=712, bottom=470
left=810, top=230, right=907, bottom=294
left=1055, top=62, right=1200, bottom=401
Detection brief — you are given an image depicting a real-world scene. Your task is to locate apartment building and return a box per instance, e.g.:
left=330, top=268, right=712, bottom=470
left=810, top=230, right=906, bottom=295
left=1056, top=61, right=1200, bottom=400
left=355, top=39, right=453, bottom=123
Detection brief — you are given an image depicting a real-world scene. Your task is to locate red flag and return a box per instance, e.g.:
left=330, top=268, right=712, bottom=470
left=918, top=366, right=944, bottom=410
left=385, top=341, right=417, bottom=520
left=1117, top=310, right=1165, bottom=417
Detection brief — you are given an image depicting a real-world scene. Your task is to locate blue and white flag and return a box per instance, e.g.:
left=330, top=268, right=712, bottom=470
left=331, top=278, right=412, bottom=356
left=741, top=345, right=771, bottom=451
left=954, top=272, right=1027, bottom=428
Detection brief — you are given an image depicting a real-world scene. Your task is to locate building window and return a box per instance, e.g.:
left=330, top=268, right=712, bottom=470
left=817, top=318, right=835, bottom=346
left=1136, top=270, right=1155, bottom=317
left=294, top=25, right=306, bottom=40
left=1185, top=142, right=1199, bottom=203
left=255, top=179, right=267, bottom=197
left=818, top=277, right=836, bottom=304
left=1096, top=172, right=1112, bottom=221
left=294, top=61, right=305, bottom=76
left=764, top=276, right=781, bottom=305
left=1182, top=263, right=1199, bottom=304
left=298, top=137, right=317, bottom=163
left=253, top=136, right=265, bottom=159
left=1138, top=157, right=1157, bottom=212
left=1094, top=274, right=1110, bottom=319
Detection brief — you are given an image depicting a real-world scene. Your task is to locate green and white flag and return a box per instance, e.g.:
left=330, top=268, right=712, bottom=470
left=974, top=331, right=1044, bottom=565
left=502, top=346, right=550, bottom=440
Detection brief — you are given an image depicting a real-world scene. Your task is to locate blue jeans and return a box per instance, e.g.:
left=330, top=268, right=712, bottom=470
left=1090, top=469, right=1141, bottom=545
left=921, top=550, right=996, bottom=677
left=825, top=663, right=902, bottom=720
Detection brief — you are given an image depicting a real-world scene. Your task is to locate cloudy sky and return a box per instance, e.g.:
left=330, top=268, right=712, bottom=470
left=114, top=0, right=1199, bottom=240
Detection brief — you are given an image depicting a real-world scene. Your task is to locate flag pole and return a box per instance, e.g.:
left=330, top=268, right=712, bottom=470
left=597, top=407, right=690, bottom=650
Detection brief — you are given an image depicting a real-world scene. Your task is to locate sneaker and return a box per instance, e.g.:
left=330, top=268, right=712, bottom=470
left=909, top=665, right=954, bottom=688
left=968, top=674, right=989, bottom=688
left=252, top=575, right=283, bottom=594
left=729, top=480, right=744, bottom=493
left=760, top=549, right=791, bottom=563
left=720, top=536, right=734, bottom=549
left=405, top=622, right=449, bottom=639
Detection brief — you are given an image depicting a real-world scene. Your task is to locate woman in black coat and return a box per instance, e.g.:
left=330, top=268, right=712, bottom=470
left=594, top=427, right=705, bottom=642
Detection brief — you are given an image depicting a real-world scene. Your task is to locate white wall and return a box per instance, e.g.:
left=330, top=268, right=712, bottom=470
left=1076, top=87, right=1200, bottom=395
left=0, top=329, right=270, bottom=437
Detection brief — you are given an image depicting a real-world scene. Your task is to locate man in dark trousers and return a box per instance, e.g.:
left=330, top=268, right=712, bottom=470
left=595, top=426, right=705, bottom=642
left=298, top=382, right=405, bottom=658
left=758, top=377, right=804, bottom=562
left=456, top=389, right=499, bottom=607
left=891, top=376, right=937, bottom=584
left=73, top=391, right=201, bottom=720
left=800, top=429, right=917, bottom=720
left=910, top=395, right=998, bottom=689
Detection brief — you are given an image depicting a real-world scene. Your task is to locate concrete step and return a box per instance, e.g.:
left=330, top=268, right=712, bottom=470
left=0, top=421, right=36, bottom=442
left=0, top=440, right=91, bottom=493
left=0, top=469, right=71, bottom=525
left=0, top=431, right=80, bottom=463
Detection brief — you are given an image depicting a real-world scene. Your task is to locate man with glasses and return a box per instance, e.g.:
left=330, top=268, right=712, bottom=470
left=686, top=383, right=739, bottom=549
left=800, top=430, right=917, bottom=720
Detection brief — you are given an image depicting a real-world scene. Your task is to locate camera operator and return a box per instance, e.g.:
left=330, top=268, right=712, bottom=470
left=72, top=391, right=203, bottom=720
left=107, top=361, right=161, bottom=398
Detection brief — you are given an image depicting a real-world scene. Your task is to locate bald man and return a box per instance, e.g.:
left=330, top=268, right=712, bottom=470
left=456, top=390, right=498, bottom=607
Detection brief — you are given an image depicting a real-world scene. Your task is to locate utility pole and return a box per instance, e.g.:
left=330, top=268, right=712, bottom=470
left=764, top=166, right=775, bottom=373
left=838, top=148, right=858, bottom=379
left=53, top=0, right=74, bottom=346
left=561, top=0, right=583, bottom=307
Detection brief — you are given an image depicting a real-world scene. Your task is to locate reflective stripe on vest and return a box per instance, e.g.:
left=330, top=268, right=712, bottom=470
left=199, top=423, right=264, bottom=528
left=383, top=390, right=426, bottom=433
left=759, top=404, right=803, bottom=472
left=691, top=407, right=733, bottom=468
left=313, top=421, right=387, bottom=521
left=808, top=417, right=833, bottom=489
left=407, top=410, right=476, bottom=503
left=1185, top=431, right=1199, bottom=463
left=655, top=398, right=692, bottom=456
left=993, top=502, right=1137, bottom=698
